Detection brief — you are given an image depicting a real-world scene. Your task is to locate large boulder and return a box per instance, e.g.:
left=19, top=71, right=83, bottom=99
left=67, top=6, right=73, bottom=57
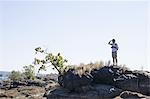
left=46, top=84, right=122, bottom=99
left=47, top=87, right=84, bottom=99
left=91, top=65, right=150, bottom=96
left=92, top=84, right=122, bottom=98
left=113, top=74, right=138, bottom=90
left=114, top=70, right=150, bottom=95
left=91, top=65, right=128, bottom=84
left=133, top=70, right=150, bottom=95
left=58, top=69, right=93, bottom=91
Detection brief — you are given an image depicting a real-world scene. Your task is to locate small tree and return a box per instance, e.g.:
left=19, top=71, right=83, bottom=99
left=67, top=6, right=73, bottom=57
left=23, top=65, right=35, bottom=80
left=9, top=70, right=23, bottom=81
left=33, top=47, right=68, bottom=75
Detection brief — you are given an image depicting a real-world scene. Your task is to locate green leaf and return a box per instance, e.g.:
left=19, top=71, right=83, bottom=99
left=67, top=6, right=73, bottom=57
left=58, top=53, right=60, bottom=56
left=59, top=56, right=63, bottom=60
left=35, top=47, right=41, bottom=51
left=41, top=60, right=46, bottom=64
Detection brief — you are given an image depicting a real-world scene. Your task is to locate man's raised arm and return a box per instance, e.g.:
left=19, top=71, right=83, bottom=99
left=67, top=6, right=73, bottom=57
left=108, top=40, right=112, bottom=45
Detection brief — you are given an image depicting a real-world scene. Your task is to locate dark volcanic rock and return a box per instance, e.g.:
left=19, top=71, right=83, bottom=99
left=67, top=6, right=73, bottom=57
left=11, top=80, right=27, bottom=88
left=57, top=65, right=150, bottom=96
left=133, top=70, right=150, bottom=95
left=91, top=65, right=150, bottom=96
left=46, top=84, right=122, bottom=99
left=0, top=80, right=11, bottom=89
left=58, top=69, right=93, bottom=91
left=37, top=73, right=58, bottom=83
left=91, top=67, right=114, bottom=84
left=92, top=84, right=122, bottom=98
left=47, top=87, right=79, bottom=99
left=9, top=80, right=47, bottom=88
left=91, top=65, right=128, bottom=84
left=114, top=74, right=139, bottom=91
left=114, top=71, right=150, bottom=95
left=26, top=80, right=47, bottom=87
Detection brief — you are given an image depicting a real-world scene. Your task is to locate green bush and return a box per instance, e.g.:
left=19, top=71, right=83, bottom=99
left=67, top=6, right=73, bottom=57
left=23, top=65, right=35, bottom=80
left=9, top=70, right=23, bottom=81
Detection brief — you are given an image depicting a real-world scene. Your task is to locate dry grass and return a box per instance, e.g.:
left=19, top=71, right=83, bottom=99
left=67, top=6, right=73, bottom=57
left=65, top=61, right=106, bottom=76
left=64, top=61, right=128, bottom=76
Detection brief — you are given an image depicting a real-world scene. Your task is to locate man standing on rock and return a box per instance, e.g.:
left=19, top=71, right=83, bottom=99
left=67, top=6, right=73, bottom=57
left=108, top=39, right=119, bottom=65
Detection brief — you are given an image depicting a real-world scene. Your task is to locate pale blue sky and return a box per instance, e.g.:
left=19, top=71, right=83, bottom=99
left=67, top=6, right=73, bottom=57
left=0, top=0, right=149, bottom=73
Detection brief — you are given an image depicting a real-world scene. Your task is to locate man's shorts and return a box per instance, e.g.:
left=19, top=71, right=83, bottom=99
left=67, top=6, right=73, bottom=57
left=112, top=52, right=117, bottom=58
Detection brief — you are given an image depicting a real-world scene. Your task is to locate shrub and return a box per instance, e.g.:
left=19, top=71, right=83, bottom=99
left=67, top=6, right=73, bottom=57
left=9, top=70, right=23, bottom=81
left=23, top=65, right=35, bottom=80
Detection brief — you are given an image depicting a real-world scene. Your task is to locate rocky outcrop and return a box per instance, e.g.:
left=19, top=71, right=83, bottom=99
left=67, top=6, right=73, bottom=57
left=114, top=70, right=150, bottom=95
left=1, top=65, right=149, bottom=99
left=0, top=89, right=19, bottom=98
left=133, top=70, right=150, bottom=95
left=46, top=84, right=122, bottom=99
left=0, top=86, right=46, bottom=98
left=26, top=80, right=47, bottom=87
left=91, top=84, right=122, bottom=98
left=90, top=66, right=150, bottom=95
left=1, top=79, right=48, bottom=89
left=47, top=65, right=150, bottom=98
left=58, top=69, right=93, bottom=91
left=11, top=80, right=27, bottom=88
left=91, top=65, right=128, bottom=84
left=0, top=80, right=11, bottom=90
left=18, top=86, right=45, bottom=97
left=0, top=79, right=57, bottom=98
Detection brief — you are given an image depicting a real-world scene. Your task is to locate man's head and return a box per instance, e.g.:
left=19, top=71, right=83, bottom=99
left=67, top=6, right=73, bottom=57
left=112, top=39, right=115, bottom=43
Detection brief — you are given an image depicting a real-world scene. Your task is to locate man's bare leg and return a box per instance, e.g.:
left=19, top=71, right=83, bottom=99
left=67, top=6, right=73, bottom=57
left=116, top=58, right=118, bottom=66
left=113, top=58, right=115, bottom=65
